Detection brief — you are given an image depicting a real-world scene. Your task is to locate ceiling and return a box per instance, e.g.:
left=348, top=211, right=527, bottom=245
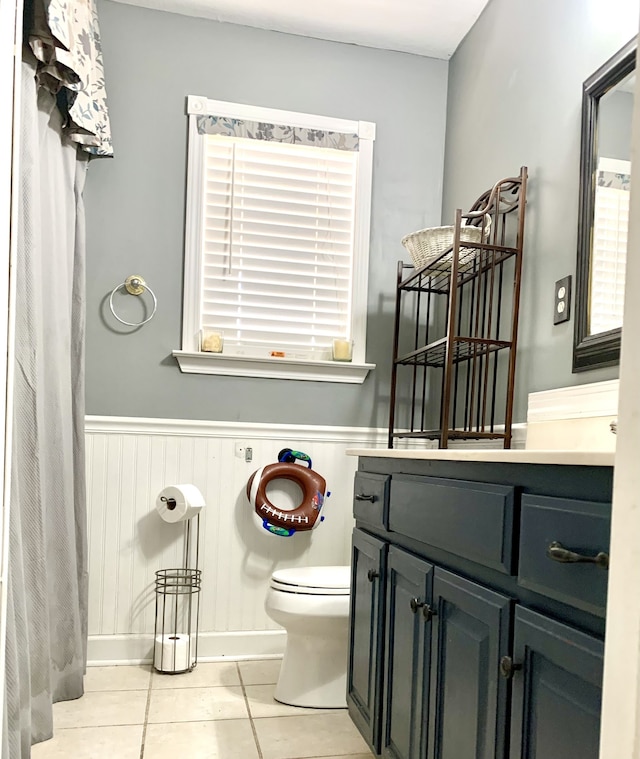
left=111, top=0, right=491, bottom=59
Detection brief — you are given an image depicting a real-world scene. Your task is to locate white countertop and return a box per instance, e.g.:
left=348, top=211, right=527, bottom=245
left=346, top=448, right=615, bottom=467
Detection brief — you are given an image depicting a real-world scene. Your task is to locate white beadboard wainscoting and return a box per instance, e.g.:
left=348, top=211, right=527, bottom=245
left=526, top=379, right=619, bottom=451
left=84, top=416, right=390, bottom=664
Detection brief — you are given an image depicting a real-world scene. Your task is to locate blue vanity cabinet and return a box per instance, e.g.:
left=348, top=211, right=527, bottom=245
left=508, top=607, right=603, bottom=759
left=427, top=568, right=511, bottom=759
left=349, top=457, right=612, bottom=759
left=381, top=546, right=434, bottom=759
left=347, top=528, right=387, bottom=752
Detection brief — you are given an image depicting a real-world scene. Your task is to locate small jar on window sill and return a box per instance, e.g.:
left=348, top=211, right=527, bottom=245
left=200, top=330, right=224, bottom=353
left=332, top=338, right=353, bottom=362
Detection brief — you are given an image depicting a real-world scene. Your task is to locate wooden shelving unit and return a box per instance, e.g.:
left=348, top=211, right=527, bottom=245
left=388, top=167, right=528, bottom=449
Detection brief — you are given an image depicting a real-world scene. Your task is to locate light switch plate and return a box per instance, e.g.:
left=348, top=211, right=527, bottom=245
left=554, top=276, right=572, bottom=325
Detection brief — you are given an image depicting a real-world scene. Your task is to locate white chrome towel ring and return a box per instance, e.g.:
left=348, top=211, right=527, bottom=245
left=109, top=275, right=157, bottom=326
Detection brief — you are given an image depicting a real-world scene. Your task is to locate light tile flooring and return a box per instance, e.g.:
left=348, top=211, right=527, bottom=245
left=32, top=659, right=374, bottom=759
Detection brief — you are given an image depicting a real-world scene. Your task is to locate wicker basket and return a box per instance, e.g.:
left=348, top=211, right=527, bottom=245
left=402, top=215, right=491, bottom=271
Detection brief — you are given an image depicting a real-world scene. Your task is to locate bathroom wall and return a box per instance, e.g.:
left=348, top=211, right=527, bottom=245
left=83, top=3, right=452, bottom=663
left=600, top=89, right=634, bottom=161
left=84, top=0, right=449, bottom=428
left=86, top=0, right=638, bottom=431
left=81, top=0, right=639, bottom=662
left=84, top=415, right=527, bottom=664
left=85, top=417, right=389, bottom=663
left=442, top=0, right=638, bottom=422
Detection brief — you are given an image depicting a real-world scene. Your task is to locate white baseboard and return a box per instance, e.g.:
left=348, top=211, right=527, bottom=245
left=87, top=630, right=286, bottom=666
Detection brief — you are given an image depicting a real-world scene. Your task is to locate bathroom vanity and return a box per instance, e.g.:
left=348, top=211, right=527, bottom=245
left=345, top=449, right=613, bottom=759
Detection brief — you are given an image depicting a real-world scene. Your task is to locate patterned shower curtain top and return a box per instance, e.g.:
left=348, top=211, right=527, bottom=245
left=29, top=0, right=113, bottom=157
left=197, top=115, right=360, bottom=152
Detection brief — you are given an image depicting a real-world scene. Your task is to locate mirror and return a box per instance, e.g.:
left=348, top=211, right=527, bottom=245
left=573, top=36, right=637, bottom=372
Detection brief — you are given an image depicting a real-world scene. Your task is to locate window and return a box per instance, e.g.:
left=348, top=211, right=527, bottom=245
left=173, top=96, right=375, bottom=383
left=590, top=157, right=630, bottom=335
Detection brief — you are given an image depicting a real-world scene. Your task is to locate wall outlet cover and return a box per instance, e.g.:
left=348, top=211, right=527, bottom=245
left=554, top=275, right=572, bottom=325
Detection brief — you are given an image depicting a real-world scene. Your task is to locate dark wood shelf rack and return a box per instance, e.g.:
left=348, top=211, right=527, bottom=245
left=388, top=167, right=528, bottom=449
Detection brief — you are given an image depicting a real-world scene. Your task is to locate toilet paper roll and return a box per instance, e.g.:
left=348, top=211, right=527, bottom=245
left=154, top=633, right=192, bottom=673
left=156, top=484, right=205, bottom=523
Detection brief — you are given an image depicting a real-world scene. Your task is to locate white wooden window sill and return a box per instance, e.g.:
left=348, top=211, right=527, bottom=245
left=172, top=351, right=375, bottom=384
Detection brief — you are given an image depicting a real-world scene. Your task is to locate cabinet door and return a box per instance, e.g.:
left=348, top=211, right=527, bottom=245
left=347, top=529, right=387, bottom=753
left=428, top=568, right=511, bottom=759
left=382, top=546, right=434, bottom=759
left=509, top=606, right=603, bottom=759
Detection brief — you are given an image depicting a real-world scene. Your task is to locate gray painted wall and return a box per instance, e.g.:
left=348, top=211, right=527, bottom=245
left=599, top=89, right=634, bottom=162
left=85, top=1, right=448, bottom=426
left=443, top=0, right=637, bottom=422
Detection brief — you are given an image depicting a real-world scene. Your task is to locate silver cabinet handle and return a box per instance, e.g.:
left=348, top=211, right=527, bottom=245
left=423, top=604, right=437, bottom=622
left=500, top=656, right=522, bottom=679
left=410, top=597, right=425, bottom=613
left=547, top=541, right=609, bottom=570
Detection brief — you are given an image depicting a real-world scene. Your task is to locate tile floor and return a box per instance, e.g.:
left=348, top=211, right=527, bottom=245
left=32, top=659, right=374, bottom=759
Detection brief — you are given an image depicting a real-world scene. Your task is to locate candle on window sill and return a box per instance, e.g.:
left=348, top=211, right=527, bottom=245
left=332, top=338, right=353, bottom=362
left=200, top=330, right=224, bottom=353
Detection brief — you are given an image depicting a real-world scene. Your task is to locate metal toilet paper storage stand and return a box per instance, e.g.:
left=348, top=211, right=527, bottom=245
left=154, top=505, right=201, bottom=674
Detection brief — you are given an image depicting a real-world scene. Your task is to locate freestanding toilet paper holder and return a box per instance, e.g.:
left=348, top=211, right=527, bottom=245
left=153, top=512, right=202, bottom=674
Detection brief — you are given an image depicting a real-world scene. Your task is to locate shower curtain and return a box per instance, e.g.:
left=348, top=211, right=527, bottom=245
left=3, top=54, right=89, bottom=758
left=3, top=0, right=112, bottom=753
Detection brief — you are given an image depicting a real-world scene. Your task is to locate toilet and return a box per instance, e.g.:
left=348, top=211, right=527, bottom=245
left=265, top=565, right=351, bottom=708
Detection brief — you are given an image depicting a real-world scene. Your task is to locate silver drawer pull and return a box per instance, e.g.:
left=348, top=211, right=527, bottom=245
left=500, top=656, right=523, bottom=679
left=410, top=597, right=425, bottom=613
left=547, top=541, right=609, bottom=570
left=355, top=493, right=376, bottom=502
left=423, top=604, right=437, bottom=622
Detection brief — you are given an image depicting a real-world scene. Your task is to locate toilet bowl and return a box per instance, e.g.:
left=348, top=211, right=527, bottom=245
left=264, top=565, right=351, bottom=708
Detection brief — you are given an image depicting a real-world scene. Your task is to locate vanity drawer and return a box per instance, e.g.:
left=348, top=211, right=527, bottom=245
left=518, top=494, right=611, bottom=617
left=388, top=475, right=516, bottom=574
left=353, top=472, right=390, bottom=529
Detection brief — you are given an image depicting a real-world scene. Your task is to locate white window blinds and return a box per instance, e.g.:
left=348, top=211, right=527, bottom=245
left=590, top=159, right=630, bottom=335
left=200, top=135, right=358, bottom=359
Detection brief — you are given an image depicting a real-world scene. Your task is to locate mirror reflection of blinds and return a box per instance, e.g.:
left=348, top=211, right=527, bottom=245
left=590, top=184, right=629, bottom=335
left=200, top=135, right=358, bottom=356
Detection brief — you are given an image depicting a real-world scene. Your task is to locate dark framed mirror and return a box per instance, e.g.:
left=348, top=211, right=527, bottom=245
left=573, top=36, right=637, bottom=372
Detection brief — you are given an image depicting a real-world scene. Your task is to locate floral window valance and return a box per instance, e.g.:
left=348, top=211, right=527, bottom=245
left=29, top=0, right=113, bottom=157
left=196, top=115, right=359, bottom=152
left=597, top=170, right=630, bottom=191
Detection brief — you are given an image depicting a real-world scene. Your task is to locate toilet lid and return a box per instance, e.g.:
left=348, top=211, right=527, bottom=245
left=270, top=566, right=351, bottom=595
